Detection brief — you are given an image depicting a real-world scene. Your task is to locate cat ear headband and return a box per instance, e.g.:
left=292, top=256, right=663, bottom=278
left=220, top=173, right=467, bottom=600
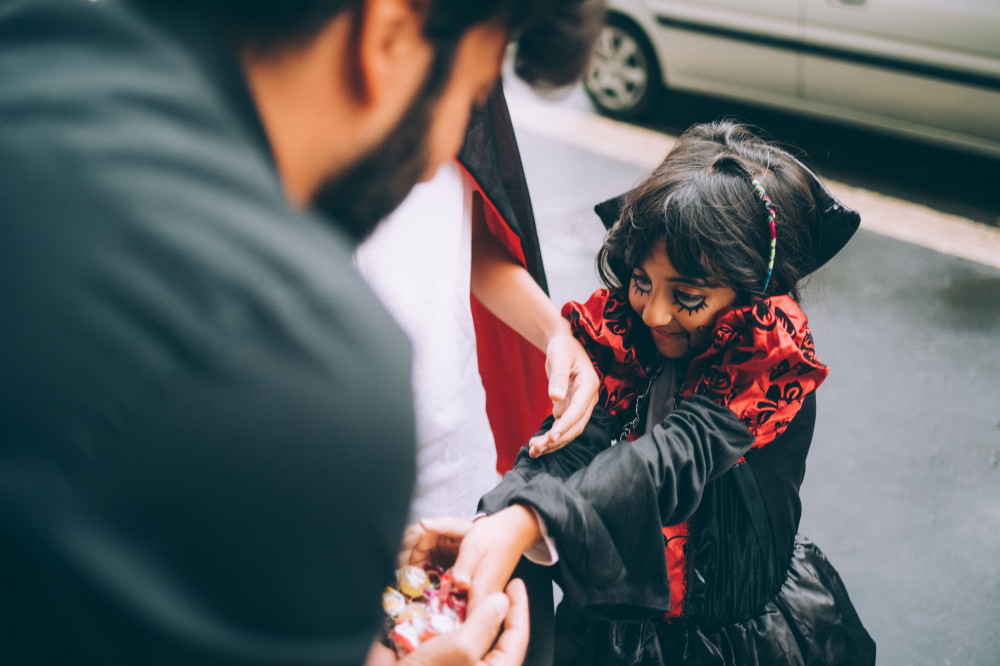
left=593, top=158, right=861, bottom=283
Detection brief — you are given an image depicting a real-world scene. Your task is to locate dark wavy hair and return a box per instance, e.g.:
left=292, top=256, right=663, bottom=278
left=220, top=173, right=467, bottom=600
left=179, top=0, right=605, bottom=91
left=597, top=120, right=819, bottom=305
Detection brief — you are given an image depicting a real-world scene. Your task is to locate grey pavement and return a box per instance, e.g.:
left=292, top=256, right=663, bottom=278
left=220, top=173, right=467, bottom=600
left=510, top=120, right=1000, bottom=665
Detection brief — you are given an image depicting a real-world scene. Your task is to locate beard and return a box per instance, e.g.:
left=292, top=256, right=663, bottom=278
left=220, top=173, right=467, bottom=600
left=312, top=47, right=454, bottom=244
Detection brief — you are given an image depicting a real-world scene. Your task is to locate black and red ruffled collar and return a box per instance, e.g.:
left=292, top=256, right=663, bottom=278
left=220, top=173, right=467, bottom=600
left=562, top=290, right=829, bottom=448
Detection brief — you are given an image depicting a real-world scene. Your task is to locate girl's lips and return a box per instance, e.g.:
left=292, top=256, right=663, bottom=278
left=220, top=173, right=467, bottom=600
left=651, top=328, right=688, bottom=340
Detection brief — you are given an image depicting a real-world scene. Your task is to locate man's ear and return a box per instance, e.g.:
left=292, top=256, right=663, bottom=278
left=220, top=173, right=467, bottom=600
left=351, top=0, right=431, bottom=107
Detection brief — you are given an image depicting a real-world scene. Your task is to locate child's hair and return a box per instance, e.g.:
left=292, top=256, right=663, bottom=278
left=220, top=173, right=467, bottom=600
left=597, top=120, right=820, bottom=306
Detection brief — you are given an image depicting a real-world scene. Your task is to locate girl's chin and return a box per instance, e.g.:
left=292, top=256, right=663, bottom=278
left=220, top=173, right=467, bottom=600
left=654, top=339, right=689, bottom=358
left=655, top=338, right=710, bottom=359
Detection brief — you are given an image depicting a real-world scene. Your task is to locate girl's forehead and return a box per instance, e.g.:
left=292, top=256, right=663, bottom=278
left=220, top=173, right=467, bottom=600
left=640, top=244, right=678, bottom=273
left=640, top=244, right=724, bottom=288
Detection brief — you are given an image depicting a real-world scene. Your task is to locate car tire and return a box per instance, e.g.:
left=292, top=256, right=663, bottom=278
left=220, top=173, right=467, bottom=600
left=583, top=14, right=662, bottom=121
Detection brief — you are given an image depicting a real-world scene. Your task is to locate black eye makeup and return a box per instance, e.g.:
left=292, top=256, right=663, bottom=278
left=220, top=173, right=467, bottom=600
left=673, top=290, right=708, bottom=315
left=631, top=270, right=651, bottom=296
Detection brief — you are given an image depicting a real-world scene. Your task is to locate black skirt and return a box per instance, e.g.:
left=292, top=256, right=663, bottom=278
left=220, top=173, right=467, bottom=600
left=553, top=537, right=876, bottom=666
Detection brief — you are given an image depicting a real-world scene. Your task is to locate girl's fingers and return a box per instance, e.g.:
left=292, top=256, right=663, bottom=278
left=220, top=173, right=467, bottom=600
left=449, top=537, right=484, bottom=592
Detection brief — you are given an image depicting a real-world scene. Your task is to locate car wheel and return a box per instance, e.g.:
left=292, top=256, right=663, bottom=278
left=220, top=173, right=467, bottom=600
left=583, top=15, right=661, bottom=120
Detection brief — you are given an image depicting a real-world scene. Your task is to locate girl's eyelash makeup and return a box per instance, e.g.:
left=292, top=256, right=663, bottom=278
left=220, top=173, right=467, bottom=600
left=631, top=273, right=651, bottom=296
left=673, top=291, right=708, bottom=315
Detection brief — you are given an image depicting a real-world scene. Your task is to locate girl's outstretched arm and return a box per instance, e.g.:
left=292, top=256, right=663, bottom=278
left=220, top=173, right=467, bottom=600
left=479, top=406, right=619, bottom=512
left=465, top=396, right=753, bottom=618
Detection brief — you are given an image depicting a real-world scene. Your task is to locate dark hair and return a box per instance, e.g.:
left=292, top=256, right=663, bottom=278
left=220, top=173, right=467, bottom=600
left=190, top=0, right=605, bottom=90
left=597, top=120, right=819, bottom=305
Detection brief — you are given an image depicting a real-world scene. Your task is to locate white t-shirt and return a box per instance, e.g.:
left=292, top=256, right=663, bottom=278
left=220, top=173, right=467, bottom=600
left=354, top=161, right=500, bottom=522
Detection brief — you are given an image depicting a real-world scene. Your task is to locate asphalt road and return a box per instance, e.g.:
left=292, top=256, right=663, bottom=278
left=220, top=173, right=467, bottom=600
left=504, top=79, right=1000, bottom=665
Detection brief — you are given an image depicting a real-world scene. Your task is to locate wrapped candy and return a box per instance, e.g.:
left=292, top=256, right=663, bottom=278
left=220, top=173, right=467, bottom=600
left=445, top=591, right=467, bottom=618
left=396, top=565, right=429, bottom=599
left=420, top=612, right=459, bottom=641
left=382, top=564, right=468, bottom=656
left=398, top=601, right=428, bottom=626
left=382, top=587, right=406, bottom=618
left=391, top=622, right=422, bottom=655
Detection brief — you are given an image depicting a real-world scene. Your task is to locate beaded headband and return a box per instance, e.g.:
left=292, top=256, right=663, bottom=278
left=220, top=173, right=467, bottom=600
left=751, top=179, right=777, bottom=294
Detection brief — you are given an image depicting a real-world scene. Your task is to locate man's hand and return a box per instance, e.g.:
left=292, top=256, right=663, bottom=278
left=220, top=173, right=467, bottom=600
left=529, top=331, right=599, bottom=457
left=449, top=506, right=542, bottom=612
left=364, top=579, right=529, bottom=666
left=397, top=517, right=473, bottom=570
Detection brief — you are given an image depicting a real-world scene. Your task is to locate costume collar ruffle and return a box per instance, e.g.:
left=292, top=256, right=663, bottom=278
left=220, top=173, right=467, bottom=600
left=562, top=290, right=828, bottom=448
left=562, top=289, right=657, bottom=421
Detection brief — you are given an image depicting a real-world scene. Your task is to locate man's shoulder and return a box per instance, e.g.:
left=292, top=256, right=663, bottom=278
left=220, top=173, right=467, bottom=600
left=0, top=0, right=412, bottom=425
left=0, top=0, right=276, bottom=194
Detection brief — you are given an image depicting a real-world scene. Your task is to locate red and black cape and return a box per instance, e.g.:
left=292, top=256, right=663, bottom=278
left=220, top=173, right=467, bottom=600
left=458, top=83, right=551, bottom=473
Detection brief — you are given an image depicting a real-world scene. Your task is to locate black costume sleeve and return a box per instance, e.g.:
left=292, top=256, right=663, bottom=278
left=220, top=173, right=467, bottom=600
left=479, top=396, right=753, bottom=619
left=478, top=407, right=620, bottom=503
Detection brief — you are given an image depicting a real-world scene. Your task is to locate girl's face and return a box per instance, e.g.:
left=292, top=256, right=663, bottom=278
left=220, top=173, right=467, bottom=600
left=629, top=244, right=737, bottom=358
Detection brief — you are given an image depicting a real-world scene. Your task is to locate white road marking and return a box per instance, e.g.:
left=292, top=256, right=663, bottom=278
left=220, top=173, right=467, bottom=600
left=507, top=94, right=1000, bottom=270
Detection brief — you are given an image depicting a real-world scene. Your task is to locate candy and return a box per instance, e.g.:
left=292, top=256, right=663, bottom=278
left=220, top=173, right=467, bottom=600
left=420, top=612, right=459, bottom=641
left=398, top=601, right=428, bottom=625
left=397, top=565, right=429, bottom=599
left=391, top=622, right=422, bottom=654
left=382, top=587, right=406, bottom=617
left=445, top=590, right=468, bottom=621
left=383, top=564, right=467, bottom=657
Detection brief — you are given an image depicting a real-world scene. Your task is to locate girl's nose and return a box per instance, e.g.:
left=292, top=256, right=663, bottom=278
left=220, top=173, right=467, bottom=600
left=642, top=297, right=673, bottom=328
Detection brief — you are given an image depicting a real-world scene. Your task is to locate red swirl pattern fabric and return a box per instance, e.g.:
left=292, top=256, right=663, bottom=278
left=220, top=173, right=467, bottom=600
left=562, top=290, right=657, bottom=431
left=562, top=290, right=827, bottom=451
left=682, top=295, right=828, bottom=450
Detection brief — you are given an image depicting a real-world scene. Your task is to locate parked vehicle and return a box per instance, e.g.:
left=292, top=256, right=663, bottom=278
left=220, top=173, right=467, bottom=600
left=584, top=0, right=1000, bottom=158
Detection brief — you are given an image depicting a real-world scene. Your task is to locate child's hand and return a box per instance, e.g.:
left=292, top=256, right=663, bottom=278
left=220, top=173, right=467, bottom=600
left=531, top=331, right=599, bottom=457
left=449, top=506, right=542, bottom=612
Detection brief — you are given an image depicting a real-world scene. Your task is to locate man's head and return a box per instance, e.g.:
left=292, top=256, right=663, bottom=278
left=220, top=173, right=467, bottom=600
left=208, top=0, right=603, bottom=238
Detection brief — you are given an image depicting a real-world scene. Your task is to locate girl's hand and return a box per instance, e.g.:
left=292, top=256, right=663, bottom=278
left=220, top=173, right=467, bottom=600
left=447, top=506, right=543, bottom=612
left=529, top=331, right=599, bottom=458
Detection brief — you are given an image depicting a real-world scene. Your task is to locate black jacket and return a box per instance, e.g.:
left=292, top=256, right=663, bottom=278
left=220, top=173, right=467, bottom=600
left=1, top=1, right=414, bottom=663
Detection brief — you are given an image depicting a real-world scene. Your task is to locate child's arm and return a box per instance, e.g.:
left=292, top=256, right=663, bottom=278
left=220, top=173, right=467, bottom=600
left=462, top=396, right=753, bottom=618
left=478, top=406, right=618, bottom=516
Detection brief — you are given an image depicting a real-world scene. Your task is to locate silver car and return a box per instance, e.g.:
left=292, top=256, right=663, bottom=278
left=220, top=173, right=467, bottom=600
left=584, top=0, right=1000, bottom=158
